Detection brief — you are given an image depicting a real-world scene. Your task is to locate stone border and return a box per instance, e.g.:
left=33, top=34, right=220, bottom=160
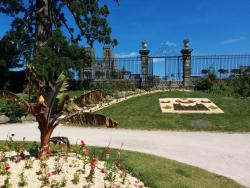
left=85, top=89, right=192, bottom=113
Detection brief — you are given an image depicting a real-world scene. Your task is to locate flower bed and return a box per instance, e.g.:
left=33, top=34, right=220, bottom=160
left=159, top=98, right=224, bottom=114
left=0, top=140, right=146, bottom=188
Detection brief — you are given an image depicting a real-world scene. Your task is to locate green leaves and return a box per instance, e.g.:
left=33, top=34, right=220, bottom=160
left=0, top=90, right=29, bottom=109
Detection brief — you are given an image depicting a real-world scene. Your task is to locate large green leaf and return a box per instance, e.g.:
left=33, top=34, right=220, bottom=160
left=46, top=71, right=70, bottom=117
left=59, top=112, right=118, bottom=128
left=0, top=90, right=29, bottom=109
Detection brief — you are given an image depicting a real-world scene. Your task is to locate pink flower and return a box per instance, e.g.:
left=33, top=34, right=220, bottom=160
left=133, top=180, right=140, bottom=186
left=84, top=149, right=90, bottom=156
left=47, top=172, right=53, bottom=177
left=82, top=169, right=86, bottom=174
left=15, top=155, right=22, bottom=163
left=115, top=168, right=121, bottom=174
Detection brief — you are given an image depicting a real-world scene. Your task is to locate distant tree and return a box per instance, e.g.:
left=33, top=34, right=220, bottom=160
left=201, top=69, right=209, bottom=75
left=218, top=69, right=228, bottom=78
left=231, top=69, right=241, bottom=75
left=0, top=34, right=23, bottom=89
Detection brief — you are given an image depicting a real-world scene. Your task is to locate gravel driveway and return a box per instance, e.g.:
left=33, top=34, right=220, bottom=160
left=1, top=122, right=250, bottom=187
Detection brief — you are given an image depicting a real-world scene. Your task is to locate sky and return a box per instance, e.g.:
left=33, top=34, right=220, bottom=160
left=0, top=0, right=250, bottom=57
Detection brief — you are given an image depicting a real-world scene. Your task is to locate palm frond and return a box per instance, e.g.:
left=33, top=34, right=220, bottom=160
left=59, top=112, right=118, bottom=128
left=72, top=90, right=106, bottom=107
left=46, top=71, right=70, bottom=117
left=0, top=90, right=29, bottom=109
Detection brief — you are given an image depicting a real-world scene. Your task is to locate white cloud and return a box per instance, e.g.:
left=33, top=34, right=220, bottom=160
left=152, top=58, right=165, bottom=63
left=220, top=37, right=246, bottom=45
left=115, top=52, right=139, bottom=58
left=160, top=41, right=177, bottom=47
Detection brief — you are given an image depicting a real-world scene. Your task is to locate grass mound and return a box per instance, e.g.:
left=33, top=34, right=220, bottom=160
left=99, top=91, right=250, bottom=132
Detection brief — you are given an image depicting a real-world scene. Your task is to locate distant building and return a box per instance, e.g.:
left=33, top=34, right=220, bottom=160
left=83, top=45, right=125, bottom=80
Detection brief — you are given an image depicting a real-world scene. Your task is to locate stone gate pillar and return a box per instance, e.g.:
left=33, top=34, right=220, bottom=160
left=181, top=39, right=193, bottom=88
left=139, top=40, right=150, bottom=87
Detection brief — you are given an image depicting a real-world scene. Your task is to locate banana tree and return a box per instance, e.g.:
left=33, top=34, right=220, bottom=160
left=0, top=66, right=117, bottom=158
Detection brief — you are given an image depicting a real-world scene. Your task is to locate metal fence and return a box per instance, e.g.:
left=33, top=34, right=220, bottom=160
left=150, top=54, right=250, bottom=81
left=81, top=54, right=250, bottom=88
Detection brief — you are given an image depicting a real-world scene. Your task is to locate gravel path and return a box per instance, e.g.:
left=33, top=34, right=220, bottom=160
left=1, top=122, right=250, bottom=187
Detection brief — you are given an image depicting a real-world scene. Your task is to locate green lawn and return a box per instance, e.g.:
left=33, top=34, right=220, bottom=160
left=0, top=141, right=243, bottom=188
left=99, top=91, right=250, bottom=132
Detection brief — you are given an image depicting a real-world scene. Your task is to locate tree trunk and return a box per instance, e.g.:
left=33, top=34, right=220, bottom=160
left=35, top=0, right=51, bottom=50
left=38, top=121, right=53, bottom=158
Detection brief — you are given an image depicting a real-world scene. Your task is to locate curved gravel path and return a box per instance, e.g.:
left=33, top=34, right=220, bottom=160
left=1, top=122, right=250, bottom=187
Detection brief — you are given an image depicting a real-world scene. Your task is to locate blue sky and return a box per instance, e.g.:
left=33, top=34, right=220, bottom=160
left=0, top=0, right=250, bottom=57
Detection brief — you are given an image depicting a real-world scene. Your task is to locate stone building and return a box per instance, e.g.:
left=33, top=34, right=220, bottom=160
left=83, top=45, right=119, bottom=79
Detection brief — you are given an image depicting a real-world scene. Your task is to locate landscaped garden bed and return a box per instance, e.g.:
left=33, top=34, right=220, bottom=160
left=0, top=139, right=146, bottom=188
left=159, top=98, right=223, bottom=114
left=0, top=140, right=243, bottom=188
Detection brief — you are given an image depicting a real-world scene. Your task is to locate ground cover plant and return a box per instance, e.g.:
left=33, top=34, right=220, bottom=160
left=0, top=140, right=243, bottom=188
left=99, top=90, right=250, bottom=132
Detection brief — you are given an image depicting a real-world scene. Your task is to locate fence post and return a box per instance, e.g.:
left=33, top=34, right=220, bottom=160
left=180, top=39, right=193, bottom=88
left=139, top=40, right=150, bottom=87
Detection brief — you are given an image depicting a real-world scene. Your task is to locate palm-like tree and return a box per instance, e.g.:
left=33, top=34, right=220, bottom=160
left=0, top=64, right=117, bottom=158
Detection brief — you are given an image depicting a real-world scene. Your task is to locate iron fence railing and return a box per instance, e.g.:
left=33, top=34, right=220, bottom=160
left=80, top=54, right=250, bottom=88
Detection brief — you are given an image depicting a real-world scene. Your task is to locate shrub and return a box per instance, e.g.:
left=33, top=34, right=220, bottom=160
left=194, top=78, right=213, bottom=91
left=0, top=102, right=27, bottom=123
left=237, top=74, right=250, bottom=97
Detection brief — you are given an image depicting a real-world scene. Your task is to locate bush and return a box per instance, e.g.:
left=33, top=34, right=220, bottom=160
left=237, top=74, right=250, bottom=97
left=1, top=103, right=27, bottom=123
left=194, top=78, right=213, bottom=91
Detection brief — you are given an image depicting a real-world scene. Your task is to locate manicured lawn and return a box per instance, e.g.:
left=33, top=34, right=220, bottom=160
left=0, top=141, right=243, bottom=188
left=99, top=91, right=250, bottom=132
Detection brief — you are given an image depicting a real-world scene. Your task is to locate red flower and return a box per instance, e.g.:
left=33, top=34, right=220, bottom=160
left=16, top=146, right=24, bottom=152
left=46, top=149, right=51, bottom=156
left=47, top=172, right=53, bottom=177
left=104, top=147, right=110, bottom=153
left=80, top=140, right=86, bottom=147
left=90, top=164, right=95, bottom=172
left=101, top=167, right=106, bottom=173
left=91, top=157, right=97, bottom=164
left=5, top=165, right=10, bottom=171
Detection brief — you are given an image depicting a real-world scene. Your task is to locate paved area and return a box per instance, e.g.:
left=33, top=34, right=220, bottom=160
left=1, top=122, right=250, bottom=187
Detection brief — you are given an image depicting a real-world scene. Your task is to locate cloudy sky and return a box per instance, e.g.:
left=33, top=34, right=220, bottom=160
left=0, top=0, right=249, bottom=57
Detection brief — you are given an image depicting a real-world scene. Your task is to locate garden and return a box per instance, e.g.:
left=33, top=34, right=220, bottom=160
left=0, top=0, right=250, bottom=187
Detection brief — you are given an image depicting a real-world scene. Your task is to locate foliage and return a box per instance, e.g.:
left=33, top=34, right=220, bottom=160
left=195, top=74, right=250, bottom=97
left=236, top=74, right=250, bottom=97
left=0, top=103, right=27, bottom=123
left=0, top=0, right=118, bottom=85
left=194, top=77, right=213, bottom=91
left=218, top=69, right=228, bottom=74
